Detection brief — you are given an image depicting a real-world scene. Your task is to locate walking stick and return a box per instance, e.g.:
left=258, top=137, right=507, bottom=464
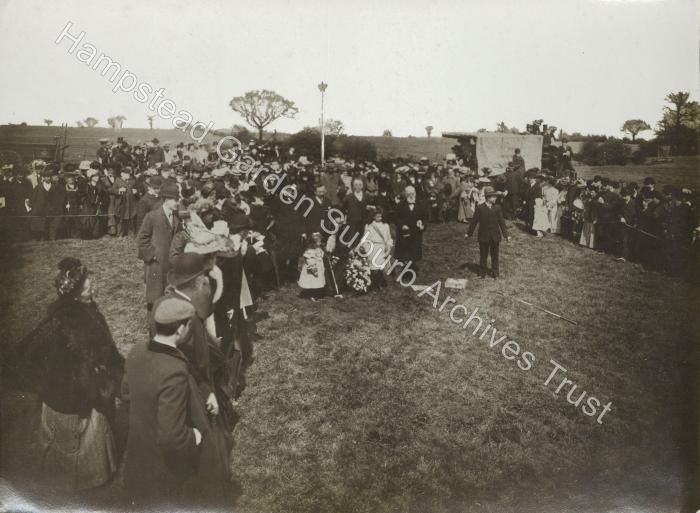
left=623, top=222, right=659, bottom=240
left=269, top=247, right=281, bottom=289
left=325, top=254, right=342, bottom=298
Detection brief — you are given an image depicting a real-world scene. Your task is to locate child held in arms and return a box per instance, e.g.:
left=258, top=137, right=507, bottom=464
left=298, top=232, right=326, bottom=301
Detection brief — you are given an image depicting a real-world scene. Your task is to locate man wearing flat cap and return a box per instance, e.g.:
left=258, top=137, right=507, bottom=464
left=123, top=297, right=210, bottom=508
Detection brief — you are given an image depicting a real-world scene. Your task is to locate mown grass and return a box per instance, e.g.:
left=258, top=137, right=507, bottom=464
left=576, top=155, right=699, bottom=189
left=0, top=220, right=697, bottom=512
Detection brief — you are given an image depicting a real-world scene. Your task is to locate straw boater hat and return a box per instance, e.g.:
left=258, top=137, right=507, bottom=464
left=31, top=159, right=46, bottom=172
left=184, top=228, right=232, bottom=255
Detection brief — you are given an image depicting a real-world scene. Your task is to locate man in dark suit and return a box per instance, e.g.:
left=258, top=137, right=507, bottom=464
left=466, top=187, right=511, bottom=278
left=147, top=138, right=166, bottom=167
left=137, top=182, right=181, bottom=310
left=320, top=167, right=344, bottom=207
left=136, top=176, right=163, bottom=231
left=123, top=297, right=210, bottom=509
left=618, top=186, right=639, bottom=262
left=558, top=139, right=575, bottom=178
left=304, top=183, right=332, bottom=238
left=4, top=165, right=33, bottom=241
left=394, top=185, right=426, bottom=271
left=29, top=167, right=66, bottom=240
left=96, top=138, right=111, bottom=167
left=511, top=148, right=526, bottom=174
left=341, top=177, right=368, bottom=250
left=503, top=165, right=522, bottom=220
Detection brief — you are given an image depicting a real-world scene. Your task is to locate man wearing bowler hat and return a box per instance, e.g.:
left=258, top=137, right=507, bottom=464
left=97, top=138, right=111, bottom=168
left=466, top=186, right=511, bottom=278
left=137, top=182, right=181, bottom=310
left=29, top=165, right=66, bottom=240
left=148, top=138, right=166, bottom=167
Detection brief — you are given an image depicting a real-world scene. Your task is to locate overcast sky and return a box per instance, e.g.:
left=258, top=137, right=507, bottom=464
left=0, top=0, right=697, bottom=137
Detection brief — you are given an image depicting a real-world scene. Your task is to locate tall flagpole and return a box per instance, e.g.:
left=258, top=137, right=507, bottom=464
left=318, top=82, right=328, bottom=165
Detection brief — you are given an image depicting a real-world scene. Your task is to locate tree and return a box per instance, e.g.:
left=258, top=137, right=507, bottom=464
left=621, top=119, right=650, bottom=141
left=382, top=129, right=393, bottom=137
left=229, top=89, right=298, bottom=141
left=477, top=128, right=487, bottom=133
left=107, top=116, right=126, bottom=129
left=147, top=115, right=154, bottom=129
left=44, top=119, right=53, bottom=126
left=496, top=121, right=509, bottom=133
left=287, top=127, right=336, bottom=161
left=425, top=125, right=433, bottom=138
left=656, top=91, right=699, bottom=155
left=579, top=140, right=629, bottom=166
left=76, top=120, right=85, bottom=128
left=84, top=117, right=98, bottom=128
left=324, top=119, right=344, bottom=136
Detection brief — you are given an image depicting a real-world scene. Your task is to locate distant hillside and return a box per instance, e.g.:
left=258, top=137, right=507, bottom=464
left=357, top=136, right=457, bottom=161
left=0, top=125, right=220, bottom=163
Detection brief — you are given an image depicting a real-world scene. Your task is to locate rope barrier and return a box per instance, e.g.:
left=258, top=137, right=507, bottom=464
left=494, top=292, right=578, bottom=325
left=0, top=213, right=112, bottom=219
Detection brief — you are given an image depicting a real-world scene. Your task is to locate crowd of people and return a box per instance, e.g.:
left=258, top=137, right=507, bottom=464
left=2, top=134, right=699, bottom=508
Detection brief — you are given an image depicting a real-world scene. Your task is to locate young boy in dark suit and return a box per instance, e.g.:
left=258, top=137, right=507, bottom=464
left=123, top=298, right=210, bottom=509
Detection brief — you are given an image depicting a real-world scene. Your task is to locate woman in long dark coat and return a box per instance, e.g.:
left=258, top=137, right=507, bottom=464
left=18, top=258, right=124, bottom=492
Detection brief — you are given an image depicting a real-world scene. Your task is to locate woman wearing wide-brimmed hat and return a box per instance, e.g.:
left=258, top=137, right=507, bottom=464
left=12, top=258, right=124, bottom=492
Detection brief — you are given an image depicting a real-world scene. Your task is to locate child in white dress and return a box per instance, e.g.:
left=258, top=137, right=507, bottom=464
left=363, top=208, right=393, bottom=290
left=298, top=232, right=326, bottom=300
left=532, top=197, right=549, bottom=237
left=543, top=178, right=560, bottom=233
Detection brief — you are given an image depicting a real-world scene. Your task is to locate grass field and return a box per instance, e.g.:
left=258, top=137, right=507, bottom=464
left=0, top=125, right=222, bottom=164
left=575, top=155, right=700, bottom=189
left=1, top=215, right=698, bottom=512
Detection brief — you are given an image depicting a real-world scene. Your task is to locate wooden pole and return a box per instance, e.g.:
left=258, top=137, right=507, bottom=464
left=320, top=89, right=325, bottom=165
